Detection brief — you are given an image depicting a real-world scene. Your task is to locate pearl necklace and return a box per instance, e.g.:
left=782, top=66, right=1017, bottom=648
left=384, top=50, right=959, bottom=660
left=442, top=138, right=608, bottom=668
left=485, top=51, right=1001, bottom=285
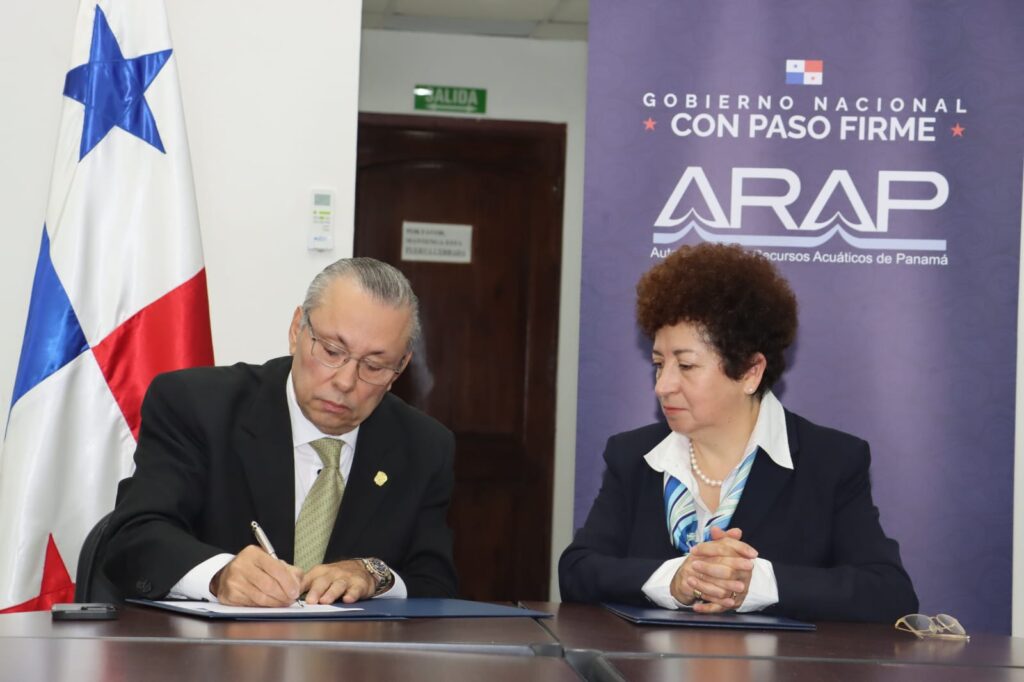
left=689, top=441, right=724, bottom=487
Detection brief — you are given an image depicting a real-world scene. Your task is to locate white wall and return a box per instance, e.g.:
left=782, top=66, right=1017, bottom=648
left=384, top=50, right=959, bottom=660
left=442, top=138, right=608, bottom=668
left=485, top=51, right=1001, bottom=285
left=0, top=2, right=75, bottom=418
left=167, top=0, right=363, bottom=364
left=358, top=29, right=587, bottom=600
left=0, top=0, right=362, bottom=404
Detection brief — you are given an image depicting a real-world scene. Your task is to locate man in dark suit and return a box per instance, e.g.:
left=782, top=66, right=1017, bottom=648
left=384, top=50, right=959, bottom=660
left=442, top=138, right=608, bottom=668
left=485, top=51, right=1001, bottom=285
left=104, top=258, right=456, bottom=605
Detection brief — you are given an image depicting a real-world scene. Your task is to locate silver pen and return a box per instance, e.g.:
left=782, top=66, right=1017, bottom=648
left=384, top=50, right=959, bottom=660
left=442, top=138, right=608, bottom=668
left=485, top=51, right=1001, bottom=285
left=250, top=520, right=278, bottom=559
left=250, top=520, right=304, bottom=607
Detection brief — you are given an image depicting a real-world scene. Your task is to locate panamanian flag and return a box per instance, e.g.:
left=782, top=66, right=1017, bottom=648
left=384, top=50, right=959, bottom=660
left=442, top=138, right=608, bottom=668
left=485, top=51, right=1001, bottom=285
left=786, top=59, right=823, bottom=85
left=0, top=0, right=213, bottom=612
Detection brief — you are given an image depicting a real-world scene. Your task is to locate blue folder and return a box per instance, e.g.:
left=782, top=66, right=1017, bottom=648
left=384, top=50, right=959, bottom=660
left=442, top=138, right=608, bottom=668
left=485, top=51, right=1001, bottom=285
left=362, top=598, right=551, bottom=619
left=602, top=602, right=816, bottom=631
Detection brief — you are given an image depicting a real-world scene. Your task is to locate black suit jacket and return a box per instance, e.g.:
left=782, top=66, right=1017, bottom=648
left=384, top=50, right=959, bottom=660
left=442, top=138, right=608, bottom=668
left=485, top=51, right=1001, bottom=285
left=559, top=410, right=918, bottom=622
left=103, top=357, right=457, bottom=599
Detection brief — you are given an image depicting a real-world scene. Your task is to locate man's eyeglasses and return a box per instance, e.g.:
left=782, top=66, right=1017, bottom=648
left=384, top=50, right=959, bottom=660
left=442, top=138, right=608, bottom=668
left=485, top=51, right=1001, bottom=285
left=894, top=613, right=970, bottom=641
left=302, top=313, right=405, bottom=386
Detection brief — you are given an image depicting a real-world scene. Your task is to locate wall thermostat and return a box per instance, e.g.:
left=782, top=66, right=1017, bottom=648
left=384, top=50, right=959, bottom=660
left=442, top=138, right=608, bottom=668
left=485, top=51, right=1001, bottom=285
left=308, top=189, right=335, bottom=251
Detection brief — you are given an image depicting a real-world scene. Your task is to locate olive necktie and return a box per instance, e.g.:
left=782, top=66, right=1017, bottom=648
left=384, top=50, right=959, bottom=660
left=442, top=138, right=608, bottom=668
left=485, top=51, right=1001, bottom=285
left=294, top=437, right=345, bottom=571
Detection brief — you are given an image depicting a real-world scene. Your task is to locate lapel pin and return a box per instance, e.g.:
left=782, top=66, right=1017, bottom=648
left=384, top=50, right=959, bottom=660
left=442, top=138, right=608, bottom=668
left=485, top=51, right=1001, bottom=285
left=374, top=471, right=388, bottom=487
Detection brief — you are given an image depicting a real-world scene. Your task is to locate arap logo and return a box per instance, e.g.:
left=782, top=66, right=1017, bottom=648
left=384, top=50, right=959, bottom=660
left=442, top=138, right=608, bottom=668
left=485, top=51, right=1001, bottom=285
left=653, top=167, right=948, bottom=251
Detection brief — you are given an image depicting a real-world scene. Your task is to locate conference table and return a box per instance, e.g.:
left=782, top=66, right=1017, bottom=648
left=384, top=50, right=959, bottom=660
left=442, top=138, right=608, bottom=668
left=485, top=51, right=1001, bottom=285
left=524, top=601, right=1024, bottom=681
left=1, top=600, right=1022, bottom=681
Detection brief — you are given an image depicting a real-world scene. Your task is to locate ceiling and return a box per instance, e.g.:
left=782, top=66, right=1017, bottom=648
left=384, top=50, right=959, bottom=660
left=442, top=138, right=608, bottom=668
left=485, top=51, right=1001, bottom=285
left=362, top=0, right=588, bottom=41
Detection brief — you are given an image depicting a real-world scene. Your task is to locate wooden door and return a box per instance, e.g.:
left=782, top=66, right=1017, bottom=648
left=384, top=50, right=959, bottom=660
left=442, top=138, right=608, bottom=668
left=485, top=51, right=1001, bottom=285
left=354, top=113, right=564, bottom=601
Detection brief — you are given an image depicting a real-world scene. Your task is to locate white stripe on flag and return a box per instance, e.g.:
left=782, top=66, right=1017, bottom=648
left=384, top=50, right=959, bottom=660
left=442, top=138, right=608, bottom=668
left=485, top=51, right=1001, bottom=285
left=0, top=353, right=133, bottom=605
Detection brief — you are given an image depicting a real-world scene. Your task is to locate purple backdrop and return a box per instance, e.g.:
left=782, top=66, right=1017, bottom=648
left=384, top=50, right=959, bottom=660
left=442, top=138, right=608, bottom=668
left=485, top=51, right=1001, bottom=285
left=576, top=0, right=1024, bottom=633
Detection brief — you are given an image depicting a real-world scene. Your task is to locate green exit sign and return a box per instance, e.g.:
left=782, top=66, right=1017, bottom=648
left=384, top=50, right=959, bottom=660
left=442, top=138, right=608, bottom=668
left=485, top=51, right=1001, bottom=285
left=414, top=85, right=487, bottom=114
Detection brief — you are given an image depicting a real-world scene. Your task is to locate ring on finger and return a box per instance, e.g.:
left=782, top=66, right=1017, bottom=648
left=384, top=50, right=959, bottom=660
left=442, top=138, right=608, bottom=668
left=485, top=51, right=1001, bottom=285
left=692, top=588, right=704, bottom=601
left=730, top=591, right=737, bottom=599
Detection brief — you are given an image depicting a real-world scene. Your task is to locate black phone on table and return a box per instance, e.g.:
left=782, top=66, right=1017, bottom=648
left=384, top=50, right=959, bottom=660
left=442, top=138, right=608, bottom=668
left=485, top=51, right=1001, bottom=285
left=51, top=603, right=118, bottom=621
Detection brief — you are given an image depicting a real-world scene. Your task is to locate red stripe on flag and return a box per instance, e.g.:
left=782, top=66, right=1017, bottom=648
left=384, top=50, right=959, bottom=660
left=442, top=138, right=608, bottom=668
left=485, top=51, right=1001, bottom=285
left=92, top=269, right=215, bottom=439
left=0, top=535, right=74, bottom=613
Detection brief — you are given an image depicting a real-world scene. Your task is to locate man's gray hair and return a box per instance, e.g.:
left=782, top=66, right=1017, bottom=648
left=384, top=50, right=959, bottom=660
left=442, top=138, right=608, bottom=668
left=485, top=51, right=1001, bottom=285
left=301, top=257, right=421, bottom=348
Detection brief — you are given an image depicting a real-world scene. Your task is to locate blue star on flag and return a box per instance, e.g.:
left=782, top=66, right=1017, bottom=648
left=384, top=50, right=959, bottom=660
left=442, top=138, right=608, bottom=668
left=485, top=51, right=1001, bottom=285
left=62, top=5, right=172, bottom=159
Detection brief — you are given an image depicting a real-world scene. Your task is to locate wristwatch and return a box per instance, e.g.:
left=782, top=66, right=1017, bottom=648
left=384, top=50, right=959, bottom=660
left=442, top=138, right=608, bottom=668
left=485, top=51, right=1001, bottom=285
left=359, top=557, right=395, bottom=596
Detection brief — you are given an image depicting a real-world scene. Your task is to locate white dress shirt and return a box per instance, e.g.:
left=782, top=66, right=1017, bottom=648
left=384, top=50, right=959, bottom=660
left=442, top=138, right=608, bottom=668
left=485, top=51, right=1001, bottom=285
left=168, top=371, right=407, bottom=601
left=640, top=391, right=792, bottom=612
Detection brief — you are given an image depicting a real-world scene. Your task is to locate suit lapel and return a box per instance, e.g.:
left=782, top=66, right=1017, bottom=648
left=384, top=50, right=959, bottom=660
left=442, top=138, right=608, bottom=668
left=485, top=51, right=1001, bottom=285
left=325, top=394, right=405, bottom=558
left=234, top=358, right=297, bottom=562
left=639, top=463, right=679, bottom=557
left=728, top=410, right=799, bottom=537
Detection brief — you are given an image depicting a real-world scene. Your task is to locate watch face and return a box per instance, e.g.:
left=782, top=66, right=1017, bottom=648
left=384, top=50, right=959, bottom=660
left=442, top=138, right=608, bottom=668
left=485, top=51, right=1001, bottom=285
left=363, top=558, right=394, bottom=594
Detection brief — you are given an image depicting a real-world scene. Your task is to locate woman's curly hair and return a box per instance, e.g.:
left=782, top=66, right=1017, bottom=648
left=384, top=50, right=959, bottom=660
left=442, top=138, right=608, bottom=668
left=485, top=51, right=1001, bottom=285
left=636, top=243, right=798, bottom=396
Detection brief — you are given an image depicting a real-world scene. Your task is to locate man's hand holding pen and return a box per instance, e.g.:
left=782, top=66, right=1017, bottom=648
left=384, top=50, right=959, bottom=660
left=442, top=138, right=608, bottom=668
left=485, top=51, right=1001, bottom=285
left=209, top=545, right=304, bottom=607
left=207, top=521, right=303, bottom=607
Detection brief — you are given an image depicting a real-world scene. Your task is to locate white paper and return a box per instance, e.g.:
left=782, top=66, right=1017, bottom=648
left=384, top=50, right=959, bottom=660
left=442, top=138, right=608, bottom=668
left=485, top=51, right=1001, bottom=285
left=156, top=600, right=363, bottom=615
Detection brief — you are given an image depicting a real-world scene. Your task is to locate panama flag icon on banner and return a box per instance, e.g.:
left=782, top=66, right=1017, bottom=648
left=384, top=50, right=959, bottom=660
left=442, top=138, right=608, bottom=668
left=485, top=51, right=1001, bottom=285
left=0, top=0, right=214, bottom=612
left=786, top=59, right=823, bottom=85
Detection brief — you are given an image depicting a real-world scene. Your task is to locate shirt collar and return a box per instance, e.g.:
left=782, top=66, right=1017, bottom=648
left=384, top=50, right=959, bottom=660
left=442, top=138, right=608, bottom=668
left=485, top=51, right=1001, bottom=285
left=644, top=390, right=792, bottom=474
left=286, top=370, right=360, bottom=450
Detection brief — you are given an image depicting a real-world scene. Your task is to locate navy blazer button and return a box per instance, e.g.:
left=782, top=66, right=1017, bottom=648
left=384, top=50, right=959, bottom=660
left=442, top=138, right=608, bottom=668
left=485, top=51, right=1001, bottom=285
left=136, top=579, right=152, bottom=594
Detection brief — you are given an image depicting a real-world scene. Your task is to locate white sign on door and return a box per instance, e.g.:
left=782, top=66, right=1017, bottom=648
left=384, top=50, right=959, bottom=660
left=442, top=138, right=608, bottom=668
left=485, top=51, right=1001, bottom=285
left=401, top=221, right=473, bottom=264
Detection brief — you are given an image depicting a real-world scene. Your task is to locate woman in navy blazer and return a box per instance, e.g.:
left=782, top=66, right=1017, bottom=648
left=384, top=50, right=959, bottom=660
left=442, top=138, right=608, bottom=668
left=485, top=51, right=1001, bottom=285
left=559, top=244, right=917, bottom=622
